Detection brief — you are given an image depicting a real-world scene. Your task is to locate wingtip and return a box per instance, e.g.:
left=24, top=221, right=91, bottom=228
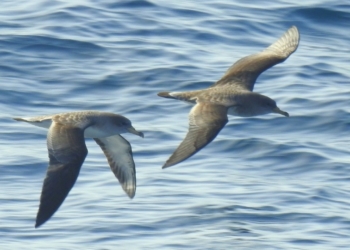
left=288, top=25, right=300, bottom=40
left=34, top=219, right=44, bottom=228
left=290, top=25, right=298, bottom=31
left=127, top=193, right=135, bottom=199
left=162, top=161, right=174, bottom=169
left=35, top=211, right=51, bottom=228
left=126, top=190, right=136, bottom=199
left=123, top=185, right=136, bottom=199
left=267, top=25, right=300, bottom=57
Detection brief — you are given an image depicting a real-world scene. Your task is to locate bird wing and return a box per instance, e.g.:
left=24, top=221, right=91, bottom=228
left=94, top=135, right=136, bottom=198
left=212, top=26, right=299, bottom=91
left=163, top=103, right=228, bottom=168
left=35, top=122, right=87, bottom=228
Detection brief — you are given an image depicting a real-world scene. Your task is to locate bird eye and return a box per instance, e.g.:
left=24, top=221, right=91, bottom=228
left=121, top=121, right=129, bottom=126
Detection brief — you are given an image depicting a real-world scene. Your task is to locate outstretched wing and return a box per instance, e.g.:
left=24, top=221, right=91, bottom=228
left=163, top=103, right=228, bottom=168
left=36, top=122, right=87, bottom=228
left=212, top=26, right=299, bottom=91
left=94, top=135, right=136, bottom=198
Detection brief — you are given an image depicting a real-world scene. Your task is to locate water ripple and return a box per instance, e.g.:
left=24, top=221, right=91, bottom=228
left=0, top=0, right=350, bottom=249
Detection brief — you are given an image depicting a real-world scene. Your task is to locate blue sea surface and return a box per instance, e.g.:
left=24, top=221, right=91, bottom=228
left=1, top=0, right=350, bottom=249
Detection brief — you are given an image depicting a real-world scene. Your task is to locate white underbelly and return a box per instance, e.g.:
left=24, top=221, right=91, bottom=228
left=84, top=126, right=124, bottom=138
left=84, top=126, right=110, bottom=138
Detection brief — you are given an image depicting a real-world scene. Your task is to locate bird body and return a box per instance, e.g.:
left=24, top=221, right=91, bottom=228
left=158, top=26, right=299, bottom=168
left=14, top=110, right=143, bottom=228
left=160, top=88, right=281, bottom=117
left=15, top=111, right=136, bottom=138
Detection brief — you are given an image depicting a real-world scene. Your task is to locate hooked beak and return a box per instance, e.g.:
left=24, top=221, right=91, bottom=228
left=273, top=107, right=289, bottom=117
left=127, top=126, right=144, bottom=138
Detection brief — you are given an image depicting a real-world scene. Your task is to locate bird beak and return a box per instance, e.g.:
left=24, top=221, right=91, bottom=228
left=127, top=127, right=144, bottom=138
left=273, top=107, right=289, bottom=117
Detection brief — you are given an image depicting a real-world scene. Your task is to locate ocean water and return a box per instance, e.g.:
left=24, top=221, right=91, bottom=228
left=1, top=0, right=350, bottom=249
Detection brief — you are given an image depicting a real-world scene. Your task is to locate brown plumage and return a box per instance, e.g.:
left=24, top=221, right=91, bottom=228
left=14, top=111, right=143, bottom=228
left=158, top=26, right=299, bottom=168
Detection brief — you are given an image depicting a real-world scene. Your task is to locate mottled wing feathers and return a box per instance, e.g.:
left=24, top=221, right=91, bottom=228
left=94, top=135, right=136, bottom=198
left=163, top=103, right=228, bottom=168
left=212, top=26, right=299, bottom=91
left=36, top=122, right=87, bottom=228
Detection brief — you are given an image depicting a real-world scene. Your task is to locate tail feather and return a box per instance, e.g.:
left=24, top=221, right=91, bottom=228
left=13, top=116, right=53, bottom=129
left=13, top=118, right=27, bottom=122
left=158, top=91, right=197, bottom=104
left=157, top=92, right=175, bottom=99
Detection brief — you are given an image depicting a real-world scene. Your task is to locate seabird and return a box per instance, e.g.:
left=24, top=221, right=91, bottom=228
left=14, top=110, right=144, bottom=228
left=158, top=26, right=299, bottom=168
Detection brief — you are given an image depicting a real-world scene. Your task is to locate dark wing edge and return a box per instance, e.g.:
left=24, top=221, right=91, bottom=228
left=94, top=135, right=136, bottom=199
left=211, top=26, right=300, bottom=91
left=163, top=103, right=228, bottom=168
left=35, top=123, right=87, bottom=228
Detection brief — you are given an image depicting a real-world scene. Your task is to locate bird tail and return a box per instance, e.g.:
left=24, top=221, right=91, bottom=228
left=13, top=116, right=53, bottom=129
left=13, top=118, right=27, bottom=122
left=157, top=92, right=176, bottom=99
